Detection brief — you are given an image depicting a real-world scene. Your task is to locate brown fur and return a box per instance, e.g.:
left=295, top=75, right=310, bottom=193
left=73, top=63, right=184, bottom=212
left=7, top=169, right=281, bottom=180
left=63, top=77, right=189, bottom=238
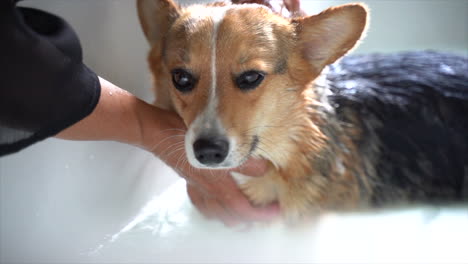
left=138, top=0, right=369, bottom=222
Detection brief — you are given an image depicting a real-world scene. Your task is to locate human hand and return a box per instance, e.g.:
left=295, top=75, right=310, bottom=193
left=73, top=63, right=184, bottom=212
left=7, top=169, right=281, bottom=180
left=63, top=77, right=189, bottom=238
left=144, top=108, right=280, bottom=226
left=232, top=0, right=306, bottom=17
left=185, top=158, right=279, bottom=227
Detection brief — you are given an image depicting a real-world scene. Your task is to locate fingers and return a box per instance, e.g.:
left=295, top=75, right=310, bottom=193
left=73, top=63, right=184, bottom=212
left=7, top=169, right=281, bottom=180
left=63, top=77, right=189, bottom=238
left=231, top=0, right=273, bottom=9
left=204, top=196, right=241, bottom=227
left=187, top=183, right=241, bottom=226
left=187, top=183, right=207, bottom=213
left=186, top=175, right=280, bottom=227
left=283, top=0, right=306, bottom=17
left=221, top=176, right=280, bottom=222
left=225, top=193, right=280, bottom=222
left=232, top=158, right=269, bottom=177
left=283, top=0, right=299, bottom=12
left=230, top=0, right=305, bottom=17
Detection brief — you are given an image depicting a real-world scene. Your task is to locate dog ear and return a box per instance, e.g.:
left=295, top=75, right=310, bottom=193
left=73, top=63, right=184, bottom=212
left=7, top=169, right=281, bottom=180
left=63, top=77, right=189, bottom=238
left=137, top=0, right=180, bottom=45
left=294, top=4, right=368, bottom=72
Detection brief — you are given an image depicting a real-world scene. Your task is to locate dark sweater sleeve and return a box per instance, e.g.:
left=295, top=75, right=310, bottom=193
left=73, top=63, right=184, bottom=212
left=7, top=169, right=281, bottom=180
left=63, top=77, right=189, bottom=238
left=0, top=1, right=101, bottom=156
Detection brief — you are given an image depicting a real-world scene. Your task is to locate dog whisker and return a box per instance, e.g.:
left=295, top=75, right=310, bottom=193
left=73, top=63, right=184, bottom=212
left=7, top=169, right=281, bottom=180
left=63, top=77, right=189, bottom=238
left=162, top=146, right=186, bottom=161
left=158, top=143, right=185, bottom=161
left=175, top=151, right=188, bottom=171
left=148, top=133, right=185, bottom=152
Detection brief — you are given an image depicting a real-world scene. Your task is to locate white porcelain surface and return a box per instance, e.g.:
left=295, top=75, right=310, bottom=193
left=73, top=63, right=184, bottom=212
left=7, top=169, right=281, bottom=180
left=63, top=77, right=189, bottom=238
left=88, top=180, right=468, bottom=264
left=1, top=0, right=467, bottom=263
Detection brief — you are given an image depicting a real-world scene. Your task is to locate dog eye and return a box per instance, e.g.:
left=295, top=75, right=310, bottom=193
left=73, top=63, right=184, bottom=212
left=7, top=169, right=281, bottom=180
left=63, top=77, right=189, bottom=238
left=236, top=71, right=265, bottom=91
left=171, top=69, right=196, bottom=92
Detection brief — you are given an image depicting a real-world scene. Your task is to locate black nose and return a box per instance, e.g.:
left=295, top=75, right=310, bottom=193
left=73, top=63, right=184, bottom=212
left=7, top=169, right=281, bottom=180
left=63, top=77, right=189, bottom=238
left=193, top=137, right=229, bottom=165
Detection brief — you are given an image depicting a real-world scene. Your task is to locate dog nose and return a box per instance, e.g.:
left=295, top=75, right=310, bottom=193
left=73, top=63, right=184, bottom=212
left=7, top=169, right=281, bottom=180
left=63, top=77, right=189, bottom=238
left=193, top=137, right=229, bottom=165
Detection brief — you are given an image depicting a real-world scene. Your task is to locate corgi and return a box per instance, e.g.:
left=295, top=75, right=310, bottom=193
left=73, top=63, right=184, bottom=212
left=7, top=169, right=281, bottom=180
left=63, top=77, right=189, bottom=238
left=137, top=0, right=468, bottom=222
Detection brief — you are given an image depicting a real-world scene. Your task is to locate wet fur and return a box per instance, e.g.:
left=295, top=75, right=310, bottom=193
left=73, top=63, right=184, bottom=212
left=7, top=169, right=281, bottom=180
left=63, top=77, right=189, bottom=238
left=237, top=51, right=468, bottom=222
left=326, top=51, right=468, bottom=206
left=138, top=0, right=468, bottom=222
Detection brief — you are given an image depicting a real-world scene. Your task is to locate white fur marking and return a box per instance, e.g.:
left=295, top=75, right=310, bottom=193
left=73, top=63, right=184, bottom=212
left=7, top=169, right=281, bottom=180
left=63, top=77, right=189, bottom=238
left=231, top=171, right=253, bottom=186
left=210, top=11, right=224, bottom=103
left=185, top=8, right=230, bottom=168
left=204, top=8, right=228, bottom=122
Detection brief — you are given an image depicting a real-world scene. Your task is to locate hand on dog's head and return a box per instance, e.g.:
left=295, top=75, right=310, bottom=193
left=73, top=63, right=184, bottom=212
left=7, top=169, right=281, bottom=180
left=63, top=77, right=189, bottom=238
left=232, top=0, right=306, bottom=17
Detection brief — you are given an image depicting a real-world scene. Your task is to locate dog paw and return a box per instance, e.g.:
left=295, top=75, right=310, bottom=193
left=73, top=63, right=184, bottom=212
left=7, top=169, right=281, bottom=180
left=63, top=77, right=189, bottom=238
left=230, top=172, right=279, bottom=206
left=280, top=199, right=319, bottom=224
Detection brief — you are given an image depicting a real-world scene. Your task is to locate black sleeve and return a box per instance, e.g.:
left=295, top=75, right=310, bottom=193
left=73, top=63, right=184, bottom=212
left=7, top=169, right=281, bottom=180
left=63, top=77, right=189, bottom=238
left=0, top=0, right=101, bottom=156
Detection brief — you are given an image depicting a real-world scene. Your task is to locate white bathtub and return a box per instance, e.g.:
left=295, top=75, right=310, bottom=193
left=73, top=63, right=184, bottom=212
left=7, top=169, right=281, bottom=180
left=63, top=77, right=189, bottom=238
left=1, top=0, right=467, bottom=263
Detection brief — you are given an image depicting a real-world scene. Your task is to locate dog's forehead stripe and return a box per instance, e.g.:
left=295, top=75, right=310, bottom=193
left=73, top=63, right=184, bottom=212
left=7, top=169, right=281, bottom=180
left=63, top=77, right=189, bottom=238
left=185, top=6, right=229, bottom=142
left=183, top=6, right=232, bottom=168
left=210, top=6, right=229, bottom=106
left=183, top=4, right=277, bottom=133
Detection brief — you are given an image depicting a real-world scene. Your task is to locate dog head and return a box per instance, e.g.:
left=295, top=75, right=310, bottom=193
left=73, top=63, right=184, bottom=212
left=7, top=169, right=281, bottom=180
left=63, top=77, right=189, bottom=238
left=138, top=0, right=368, bottom=169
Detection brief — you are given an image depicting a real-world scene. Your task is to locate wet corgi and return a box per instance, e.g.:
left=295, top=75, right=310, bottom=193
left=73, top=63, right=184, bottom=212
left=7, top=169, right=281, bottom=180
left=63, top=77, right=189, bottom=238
left=137, top=0, right=468, bottom=222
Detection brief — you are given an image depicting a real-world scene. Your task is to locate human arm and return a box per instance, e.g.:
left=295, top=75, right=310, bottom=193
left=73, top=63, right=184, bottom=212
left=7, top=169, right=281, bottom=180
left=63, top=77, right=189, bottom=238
left=0, top=2, right=278, bottom=226
left=58, top=77, right=279, bottom=226
left=56, top=77, right=173, bottom=146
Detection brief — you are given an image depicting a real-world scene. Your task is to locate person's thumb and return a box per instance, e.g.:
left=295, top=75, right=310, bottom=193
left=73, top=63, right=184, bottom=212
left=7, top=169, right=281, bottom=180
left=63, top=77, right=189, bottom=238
left=231, top=158, right=269, bottom=177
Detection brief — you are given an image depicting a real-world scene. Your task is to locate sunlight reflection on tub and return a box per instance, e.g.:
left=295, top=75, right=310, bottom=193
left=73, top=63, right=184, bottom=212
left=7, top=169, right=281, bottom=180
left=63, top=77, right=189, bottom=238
left=89, top=179, right=468, bottom=264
